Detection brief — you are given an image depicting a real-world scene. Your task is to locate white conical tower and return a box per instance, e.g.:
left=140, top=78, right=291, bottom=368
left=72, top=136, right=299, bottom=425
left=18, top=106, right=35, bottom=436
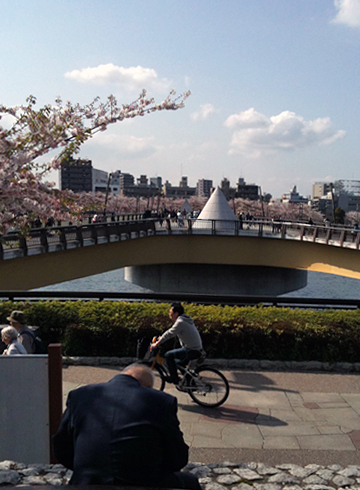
left=197, top=187, right=237, bottom=220
left=180, top=198, right=192, bottom=214
left=193, top=187, right=237, bottom=230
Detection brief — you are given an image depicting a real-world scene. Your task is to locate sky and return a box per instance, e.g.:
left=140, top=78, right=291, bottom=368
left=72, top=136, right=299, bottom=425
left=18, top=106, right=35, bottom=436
left=2, top=0, right=360, bottom=199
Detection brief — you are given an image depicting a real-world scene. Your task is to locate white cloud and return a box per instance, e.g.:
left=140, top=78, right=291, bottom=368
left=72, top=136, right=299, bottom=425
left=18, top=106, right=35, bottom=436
left=190, top=103, right=215, bottom=121
left=332, top=0, right=360, bottom=27
left=225, top=108, right=345, bottom=156
left=65, top=63, right=171, bottom=91
left=224, top=108, right=269, bottom=129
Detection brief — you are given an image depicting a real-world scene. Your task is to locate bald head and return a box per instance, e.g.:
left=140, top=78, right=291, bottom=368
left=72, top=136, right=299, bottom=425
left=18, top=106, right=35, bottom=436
left=122, top=363, right=154, bottom=388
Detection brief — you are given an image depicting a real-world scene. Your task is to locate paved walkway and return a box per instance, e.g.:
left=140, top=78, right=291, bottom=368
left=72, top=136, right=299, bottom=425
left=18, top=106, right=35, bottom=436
left=62, top=366, right=360, bottom=466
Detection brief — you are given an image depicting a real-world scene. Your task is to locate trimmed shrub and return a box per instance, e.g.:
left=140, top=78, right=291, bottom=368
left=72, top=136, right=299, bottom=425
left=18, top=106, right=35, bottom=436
left=0, top=300, right=359, bottom=362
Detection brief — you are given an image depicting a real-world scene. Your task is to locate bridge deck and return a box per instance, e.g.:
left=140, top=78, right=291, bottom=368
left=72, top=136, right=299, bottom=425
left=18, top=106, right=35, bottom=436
left=0, top=218, right=360, bottom=290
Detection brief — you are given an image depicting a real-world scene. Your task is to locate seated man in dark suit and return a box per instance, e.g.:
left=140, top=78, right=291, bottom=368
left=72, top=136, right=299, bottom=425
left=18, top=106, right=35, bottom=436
left=53, top=363, right=201, bottom=489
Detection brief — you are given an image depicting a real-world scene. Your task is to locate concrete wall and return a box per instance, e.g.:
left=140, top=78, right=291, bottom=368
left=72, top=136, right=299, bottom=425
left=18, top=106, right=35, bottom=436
left=125, top=263, right=308, bottom=295
left=0, top=356, right=50, bottom=464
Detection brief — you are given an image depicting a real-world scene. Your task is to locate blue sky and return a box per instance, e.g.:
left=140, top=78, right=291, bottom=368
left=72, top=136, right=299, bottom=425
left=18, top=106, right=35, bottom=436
left=2, top=0, right=360, bottom=198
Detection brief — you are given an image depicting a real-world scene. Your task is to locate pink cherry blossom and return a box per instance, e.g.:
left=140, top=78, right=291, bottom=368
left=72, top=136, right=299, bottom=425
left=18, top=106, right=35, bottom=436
left=0, top=90, right=191, bottom=235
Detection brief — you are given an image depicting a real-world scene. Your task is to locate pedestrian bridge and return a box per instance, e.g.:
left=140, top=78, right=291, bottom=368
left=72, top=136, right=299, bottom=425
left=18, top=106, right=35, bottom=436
left=0, top=218, right=360, bottom=292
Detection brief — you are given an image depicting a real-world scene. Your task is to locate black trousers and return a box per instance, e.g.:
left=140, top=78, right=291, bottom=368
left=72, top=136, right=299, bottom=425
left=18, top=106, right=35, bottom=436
left=164, top=347, right=200, bottom=382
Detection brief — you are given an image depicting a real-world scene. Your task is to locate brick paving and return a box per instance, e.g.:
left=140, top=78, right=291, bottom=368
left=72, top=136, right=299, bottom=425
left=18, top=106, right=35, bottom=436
left=62, top=365, right=360, bottom=466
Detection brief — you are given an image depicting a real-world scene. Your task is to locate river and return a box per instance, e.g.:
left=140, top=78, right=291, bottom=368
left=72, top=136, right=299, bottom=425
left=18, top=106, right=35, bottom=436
left=33, top=268, right=360, bottom=299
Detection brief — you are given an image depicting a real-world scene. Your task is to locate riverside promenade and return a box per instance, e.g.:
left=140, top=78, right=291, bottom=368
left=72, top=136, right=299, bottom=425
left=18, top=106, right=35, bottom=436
left=62, top=362, right=360, bottom=468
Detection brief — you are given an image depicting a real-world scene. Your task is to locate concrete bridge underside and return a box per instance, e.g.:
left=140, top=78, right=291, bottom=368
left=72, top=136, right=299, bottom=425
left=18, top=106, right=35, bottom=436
left=1, top=235, right=360, bottom=293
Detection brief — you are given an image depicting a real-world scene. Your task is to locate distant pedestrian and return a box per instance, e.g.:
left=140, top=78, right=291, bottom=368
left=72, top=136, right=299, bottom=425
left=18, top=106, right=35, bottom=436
left=177, top=212, right=184, bottom=227
left=7, top=311, right=35, bottom=354
left=238, top=213, right=243, bottom=230
left=34, top=216, right=42, bottom=228
left=1, top=326, right=27, bottom=355
left=46, top=216, right=55, bottom=227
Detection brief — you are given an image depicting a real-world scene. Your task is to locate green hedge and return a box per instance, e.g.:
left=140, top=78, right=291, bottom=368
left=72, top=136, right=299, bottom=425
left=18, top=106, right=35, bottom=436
left=1, top=300, right=360, bottom=362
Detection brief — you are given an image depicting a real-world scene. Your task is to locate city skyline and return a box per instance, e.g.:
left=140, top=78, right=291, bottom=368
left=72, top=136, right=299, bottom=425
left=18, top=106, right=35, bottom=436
left=2, top=1, right=360, bottom=197
left=61, top=160, right=327, bottom=200
left=60, top=159, right=289, bottom=199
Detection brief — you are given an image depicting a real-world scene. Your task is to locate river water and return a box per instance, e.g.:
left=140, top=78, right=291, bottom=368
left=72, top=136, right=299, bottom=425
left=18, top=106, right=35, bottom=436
left=34, top=268, right=360, bottom=299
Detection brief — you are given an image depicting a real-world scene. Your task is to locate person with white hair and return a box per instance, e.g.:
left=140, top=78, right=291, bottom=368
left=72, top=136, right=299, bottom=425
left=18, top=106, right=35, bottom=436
left=1, top=326, right=27, bottom=355
left=7, top=310, right=35, bottom=353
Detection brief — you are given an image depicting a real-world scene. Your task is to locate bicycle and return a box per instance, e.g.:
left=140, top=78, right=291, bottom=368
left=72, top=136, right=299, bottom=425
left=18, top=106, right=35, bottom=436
left=138, top=337, right=230, bottom=408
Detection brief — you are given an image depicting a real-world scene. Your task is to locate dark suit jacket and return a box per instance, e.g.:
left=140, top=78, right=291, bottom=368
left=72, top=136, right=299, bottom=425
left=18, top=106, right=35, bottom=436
left=53, top=374, right=189, bottom=485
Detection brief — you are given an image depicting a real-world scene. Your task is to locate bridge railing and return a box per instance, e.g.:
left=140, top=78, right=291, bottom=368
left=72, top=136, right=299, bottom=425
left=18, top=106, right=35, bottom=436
left=0, top=220, right=156, bottom=260
left=159, top=217, right=360, bottom=247
left=1, top=217, right=359, bottom=260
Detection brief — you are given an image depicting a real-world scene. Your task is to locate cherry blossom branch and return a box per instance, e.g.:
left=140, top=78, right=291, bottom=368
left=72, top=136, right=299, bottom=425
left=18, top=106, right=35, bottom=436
left=0, top=89, right=191, bottom=235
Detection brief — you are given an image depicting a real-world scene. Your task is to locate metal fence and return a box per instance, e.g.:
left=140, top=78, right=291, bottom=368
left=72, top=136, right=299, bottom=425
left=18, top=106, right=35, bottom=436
left=1, top=217, right=360, bottom=260
left=0, top=290, right=359, bottom=310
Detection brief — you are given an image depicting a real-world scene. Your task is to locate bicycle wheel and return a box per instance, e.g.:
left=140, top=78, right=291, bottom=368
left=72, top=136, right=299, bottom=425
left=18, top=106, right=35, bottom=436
left=188, top=366, right=229, bottom=408
left=153, top=364, right=166, bottom=391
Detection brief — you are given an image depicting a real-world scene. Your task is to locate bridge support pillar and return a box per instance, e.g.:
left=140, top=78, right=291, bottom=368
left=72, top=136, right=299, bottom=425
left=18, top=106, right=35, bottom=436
left=125, top=264, right=307, bottom=296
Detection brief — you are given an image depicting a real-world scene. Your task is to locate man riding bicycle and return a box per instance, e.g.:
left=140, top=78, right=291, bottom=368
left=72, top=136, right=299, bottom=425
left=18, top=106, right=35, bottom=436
left=151, top=303, right=203, bottom=385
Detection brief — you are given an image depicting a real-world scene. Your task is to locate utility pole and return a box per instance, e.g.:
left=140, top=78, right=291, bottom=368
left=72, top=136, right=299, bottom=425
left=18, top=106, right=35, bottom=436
left=330, top=182, right=336, bottom=223
left=104, top=172, right=112, bottom=219
left=259, top=186, right=265, bottom=217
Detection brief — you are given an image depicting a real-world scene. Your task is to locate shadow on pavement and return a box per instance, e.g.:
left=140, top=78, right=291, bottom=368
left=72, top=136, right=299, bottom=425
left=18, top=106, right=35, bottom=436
left=230, top=371, right=298, bottom=394
left=180, top=403, right=287, bottom=427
